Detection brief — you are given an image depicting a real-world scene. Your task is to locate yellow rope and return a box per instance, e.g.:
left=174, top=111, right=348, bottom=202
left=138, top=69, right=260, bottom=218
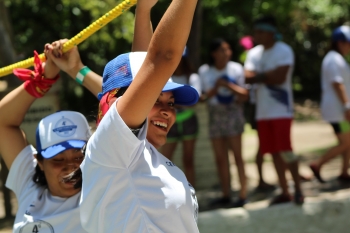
left=0, top=0, right=137, bottom=78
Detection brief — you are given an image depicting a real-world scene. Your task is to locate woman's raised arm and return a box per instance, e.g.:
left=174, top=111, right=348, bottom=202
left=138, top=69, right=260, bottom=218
left=117, top=0, right=198, bottom=128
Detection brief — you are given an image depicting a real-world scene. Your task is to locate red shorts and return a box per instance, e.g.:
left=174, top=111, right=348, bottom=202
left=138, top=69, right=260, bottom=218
left=257, top=118, right=293, bottom=155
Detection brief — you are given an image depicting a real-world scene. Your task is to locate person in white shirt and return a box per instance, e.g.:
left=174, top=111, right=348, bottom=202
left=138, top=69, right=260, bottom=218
left=0, top=51, right=93, bottom=233
left=199, top=38, right=248, bottom=208
left=161, top=48, right=201, bottom=187
left=0, top=1, right=159, bottom=232
left=245, top=16, right=304, bottom=205
left=310, top=25, right=350, bottom=183
left=50, top=0, right=200, bottom=232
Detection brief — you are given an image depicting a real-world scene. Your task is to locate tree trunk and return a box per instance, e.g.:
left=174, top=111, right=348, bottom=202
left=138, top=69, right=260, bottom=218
left=0, top=0, right=16, bottom=219
left=187, top=0, right=202, bottom=70
left=0, top=0, right=20, bottom=87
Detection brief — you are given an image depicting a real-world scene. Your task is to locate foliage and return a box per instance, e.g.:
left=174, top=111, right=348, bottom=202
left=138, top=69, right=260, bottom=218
left=199, top=0, right=350, bottom=99
left=2, top=0, right=350, bottom=114
left=4, top=0, right=136, bottom=115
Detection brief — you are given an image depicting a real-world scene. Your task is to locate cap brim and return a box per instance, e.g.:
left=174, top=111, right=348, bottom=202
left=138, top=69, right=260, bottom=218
left=41, top=140, right=86, bottom=159
left=162, top=82, right=199, bottom=106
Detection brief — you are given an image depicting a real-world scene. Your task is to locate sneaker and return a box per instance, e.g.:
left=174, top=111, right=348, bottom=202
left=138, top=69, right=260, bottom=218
left=337, top=175, right=350, bottom=183
left=209, top=197, right=231, bottom=208
left=270, top=194, right=292, bottom=206
left=255, top=182, right=276, bottom=192
left=294, top=192, right=304, bottom=205
left=309, top=164, right=325, bottom=183
left=231, top=198, right=247, bottom=208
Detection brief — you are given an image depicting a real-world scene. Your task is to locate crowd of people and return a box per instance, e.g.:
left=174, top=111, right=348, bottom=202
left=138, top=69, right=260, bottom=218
left=1, top=0, right=350, bottom=231
left=161, top=16, right=350, bottom=208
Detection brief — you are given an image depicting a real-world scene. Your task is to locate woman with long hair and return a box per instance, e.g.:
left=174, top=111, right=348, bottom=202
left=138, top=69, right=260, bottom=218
left=199, top=38, right=248, bottom=208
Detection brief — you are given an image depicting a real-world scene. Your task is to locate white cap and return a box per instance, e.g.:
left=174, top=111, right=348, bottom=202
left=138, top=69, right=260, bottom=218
left=36, top=111, right=91, bottom=159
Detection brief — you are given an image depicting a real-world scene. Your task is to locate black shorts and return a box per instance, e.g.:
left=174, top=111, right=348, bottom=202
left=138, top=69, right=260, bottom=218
left=330, top=121, right=350, bottom=134
left=167, top=109, right=198, bottom=142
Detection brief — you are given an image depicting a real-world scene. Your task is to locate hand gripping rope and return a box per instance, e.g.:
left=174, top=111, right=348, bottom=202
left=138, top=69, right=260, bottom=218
left=0, top=0, right=137, bottom=78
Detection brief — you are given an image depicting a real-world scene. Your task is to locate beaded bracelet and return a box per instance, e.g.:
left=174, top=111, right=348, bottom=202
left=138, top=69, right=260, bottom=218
left=76, top=66, right=91, bottom=85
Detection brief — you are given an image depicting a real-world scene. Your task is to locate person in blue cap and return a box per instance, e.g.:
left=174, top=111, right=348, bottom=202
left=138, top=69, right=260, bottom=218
left=310, top=25, right=350, bottom=183
left=48, top=0, right=200, bottom=231
left=161, top=47, right=201, bottom=188
left=0, top=0, right=159, bottom=232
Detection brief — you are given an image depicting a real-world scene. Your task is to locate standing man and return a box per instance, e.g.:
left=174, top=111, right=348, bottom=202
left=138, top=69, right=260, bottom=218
left=244, top=16, right=304, bottom=205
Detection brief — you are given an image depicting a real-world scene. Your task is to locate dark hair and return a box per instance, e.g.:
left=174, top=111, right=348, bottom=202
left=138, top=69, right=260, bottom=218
left=253, top=15, right=277, bottom=27
left=116, top=86, right=128, bottom=98
left=330, top=41, right=341, bottom=53
left=208, top=38, right=228, bottom=65
left=33, top=153, right=47, bottom=186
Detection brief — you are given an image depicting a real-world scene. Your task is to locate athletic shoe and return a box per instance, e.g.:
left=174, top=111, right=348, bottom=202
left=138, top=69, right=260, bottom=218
left=231, top=198, right=247, bottom=208
left=294, top=192, right=304, bottom=205
left=269, top=194, right=292, bottom=206
left=309, top=164, right=326, bottom=183
left=209, top=197, right=231, bottom=208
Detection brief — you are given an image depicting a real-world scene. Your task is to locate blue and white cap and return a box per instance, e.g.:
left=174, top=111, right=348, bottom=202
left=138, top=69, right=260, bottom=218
left=332, top=25, right=350, bottom=42
left=98, top=52, right=199, bottom=106
left=216, top=75, right=238, bottom=104
left=36, top=111, right=91, bottom=159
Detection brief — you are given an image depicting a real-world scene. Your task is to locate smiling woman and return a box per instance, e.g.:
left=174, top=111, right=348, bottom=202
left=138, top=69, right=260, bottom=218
left=48, top=0, right=200, bottom=230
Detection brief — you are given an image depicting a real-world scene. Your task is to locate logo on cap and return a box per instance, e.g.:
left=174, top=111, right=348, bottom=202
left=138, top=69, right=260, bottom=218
left=53, top=116, right=77, bottom=137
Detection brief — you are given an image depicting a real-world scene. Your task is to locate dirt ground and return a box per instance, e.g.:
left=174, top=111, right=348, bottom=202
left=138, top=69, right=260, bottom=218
left=0, top=120, right=345, bottom=232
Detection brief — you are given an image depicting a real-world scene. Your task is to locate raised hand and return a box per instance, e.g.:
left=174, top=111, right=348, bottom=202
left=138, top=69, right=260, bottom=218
left=45, top=39, right=84, bottom=79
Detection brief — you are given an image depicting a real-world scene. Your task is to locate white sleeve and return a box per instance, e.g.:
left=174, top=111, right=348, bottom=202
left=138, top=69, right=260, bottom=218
left=324, top=59, right=345, bottom=84
left=189, top=73, right=202, bottom=95
left=276, top=46, right=294, bottom=67
left=85, top=98, right=148, bottom=169
left=198, top=65, right=210, bottom=93
left=237, top=65, right=245, bottom=87
left=5, top=145, right=37, bottom=198
left=244, top=50, right=257, bottom=71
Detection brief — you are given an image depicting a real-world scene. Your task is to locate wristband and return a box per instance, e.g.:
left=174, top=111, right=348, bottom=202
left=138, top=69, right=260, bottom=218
left=13, top=51, right=60, bottom=98
left=76, top=66, right=91, bottom=85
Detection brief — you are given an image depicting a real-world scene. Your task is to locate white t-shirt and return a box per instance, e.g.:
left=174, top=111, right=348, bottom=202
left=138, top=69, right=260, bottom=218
left=80, top=99, right=199, bottom=233
left=199, top=61, right=245, bottom=105
left=244, top=41, right=294, bottom=120
left=6, top=145, right=87, bottom=233
left=320, top=50, right=350, bottom=122
left=172, top=73, right=201, bottom=95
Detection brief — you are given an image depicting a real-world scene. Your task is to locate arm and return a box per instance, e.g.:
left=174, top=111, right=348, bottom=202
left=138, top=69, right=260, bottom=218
left=48, top=0, right=158, bottom=96
left=0, top=86, right=34, bottom=169
left=0, top=51, right=59, bottom=169
left=245, top=65, right=290, bottom=85
left=333, top=82, right=350, bottom=122
left=117, top=0, right=198, bottom=128
left=45, top=39, right=102, bottom=97
left=216, top=78, right=248, bottom=101
left=131, top=0, right=158, bottom=52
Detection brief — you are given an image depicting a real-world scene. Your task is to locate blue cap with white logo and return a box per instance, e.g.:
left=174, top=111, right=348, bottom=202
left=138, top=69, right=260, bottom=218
left=35, top=111, right=91, bottom=159
left=332, top=25, right=350, bottom=42
left=98, top=52, right=199, bottom=106
left=216, top=75, right=238, bottom=104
